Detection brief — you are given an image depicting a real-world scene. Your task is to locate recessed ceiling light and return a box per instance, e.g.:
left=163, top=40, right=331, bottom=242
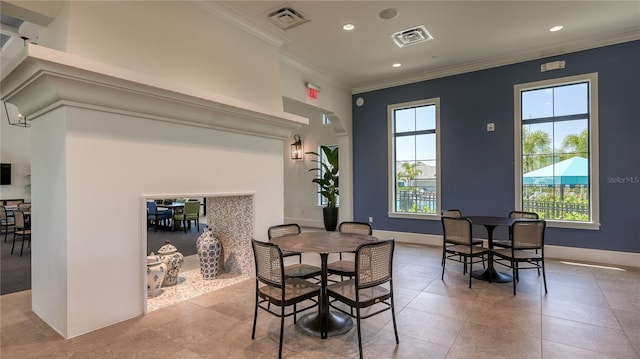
left=549, top=25, right=564, bottom=32
left=379, top=8, right=399, bottom=20
left=392, top=63, right=402, bottom=68
left=342, top=23, right=355, bottom=31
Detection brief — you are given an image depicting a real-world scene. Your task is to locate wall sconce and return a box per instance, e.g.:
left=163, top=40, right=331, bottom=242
left=3, top=102, right=30, bottom=128
left=291, top=134, right=303, bottom=160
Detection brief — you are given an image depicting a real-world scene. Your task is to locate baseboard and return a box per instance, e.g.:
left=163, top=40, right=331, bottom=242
left=373, top=229, right=639, bottom=268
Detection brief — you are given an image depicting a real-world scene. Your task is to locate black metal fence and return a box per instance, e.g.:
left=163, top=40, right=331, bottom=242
left=523, top=200, right=590, bottom=220
left=396, top=191, right=437, bottom=214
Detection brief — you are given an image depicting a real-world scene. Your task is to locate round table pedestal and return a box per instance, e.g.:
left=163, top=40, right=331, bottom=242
left=471, top=267, right=513, bottom=283
left=296, top=311, right=353, bottom=338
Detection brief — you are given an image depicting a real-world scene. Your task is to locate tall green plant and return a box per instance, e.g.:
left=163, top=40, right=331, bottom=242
left=306, top=145, right=339, bottom=207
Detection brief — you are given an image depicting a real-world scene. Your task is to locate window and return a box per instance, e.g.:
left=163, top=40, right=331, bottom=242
left=515, top=73, right=599, bottom=229
left=322, top=114, right=331, bottom=125
left=389, top=98, right=440, bottom=217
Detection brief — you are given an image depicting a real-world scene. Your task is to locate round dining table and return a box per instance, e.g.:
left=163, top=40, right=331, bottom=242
left=270, top=231, right=379, bottom=339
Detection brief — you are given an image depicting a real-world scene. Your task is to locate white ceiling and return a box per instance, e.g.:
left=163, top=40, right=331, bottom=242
left=215, top=1, right=640, bottom=92
left=1, top=1, right=639, bottom=93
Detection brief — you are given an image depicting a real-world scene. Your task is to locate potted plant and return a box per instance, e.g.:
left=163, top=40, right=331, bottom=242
left=307, top=145, right=339, bottom=231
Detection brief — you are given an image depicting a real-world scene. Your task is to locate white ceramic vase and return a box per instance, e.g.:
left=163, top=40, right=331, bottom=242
left=157, top=241, right=184, bottom=286
left=147, top=253, right=167, bottom=297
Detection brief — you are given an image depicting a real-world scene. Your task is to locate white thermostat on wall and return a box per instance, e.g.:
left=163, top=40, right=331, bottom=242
left=487, top=123, right=495, bottom=132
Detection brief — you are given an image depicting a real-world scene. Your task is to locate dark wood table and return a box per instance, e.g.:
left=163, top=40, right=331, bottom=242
left=465, top=216, right=531, bottom=283
left=270, top=231, right=379, bottom=339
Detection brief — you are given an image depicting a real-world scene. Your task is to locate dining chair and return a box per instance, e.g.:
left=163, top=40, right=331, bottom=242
left=441, top=217, right=490, bottom=288
left=441, top=209, right=462, bottom=218
left=493, top=210, right=539, bottom=249
left=1, top=206, right=15, bottom=243
left=327, top=239, right=399, bottom=359
left=492, top=219, right=547, bottom=295
left=267, top=224, right=321, bottom=280
left=146, top=201, right=172, bottom=231
left=173, top=201, right=200, bottom=233
left=11, top=211, right=31, bottom=256
left=250, top=239, right=320, bottom=359
left=327, top=221, right=372, bottom=281
left=440, top=209, right=484, bottom=268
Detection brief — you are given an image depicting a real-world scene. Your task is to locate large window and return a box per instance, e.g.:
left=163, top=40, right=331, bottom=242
left=515, top=73, right=599, bottom=229
left=389, top=98, right=440, bottom=217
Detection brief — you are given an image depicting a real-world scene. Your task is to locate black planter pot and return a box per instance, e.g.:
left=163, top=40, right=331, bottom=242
left=323, top=207, right=339, bottom=231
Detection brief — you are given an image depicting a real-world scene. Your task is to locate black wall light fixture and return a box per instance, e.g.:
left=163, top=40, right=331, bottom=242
left=3, top=102, right=30, bottom=128
left=291, top=134, right=303, bottom=160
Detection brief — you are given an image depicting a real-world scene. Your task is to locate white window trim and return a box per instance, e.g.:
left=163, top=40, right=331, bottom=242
left=387, top=98, right=441, bottom=220
left=514, top=73, right=600, bottom=230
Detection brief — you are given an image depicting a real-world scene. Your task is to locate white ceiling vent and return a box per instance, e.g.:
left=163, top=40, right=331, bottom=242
left=391, top=25, right=434, bottom=48
left=267, top=5, right=309, bottom=30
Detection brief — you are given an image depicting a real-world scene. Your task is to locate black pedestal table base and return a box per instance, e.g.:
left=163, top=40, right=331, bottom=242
left=471, top=267, right=513, bottom=283
left=297, top=311, right=353, bottom=337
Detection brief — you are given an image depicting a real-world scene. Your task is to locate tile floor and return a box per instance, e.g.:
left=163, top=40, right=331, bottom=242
left=1, top=243, right=639, bottom=358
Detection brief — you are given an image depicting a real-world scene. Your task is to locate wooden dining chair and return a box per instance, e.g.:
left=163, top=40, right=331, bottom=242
left=173, top=201, right=200, bottom=233
left=441, top=217, right=489, bottom=288
left=327, top=221, right=372, bottom=281
left=440, top=209, right=484, bottom=268
left=250, top=239, right=320, bottom=359
left=492, top=219, right=547, bottom=295
left=267, top=224, right=321, bottom=280
left=327, top=239, right=399, bottom=359
left=493, top=211, right=539, bottom=249
left=11, top=211, right=31, bottom=256
left=1, top=206, right=15, bottom=243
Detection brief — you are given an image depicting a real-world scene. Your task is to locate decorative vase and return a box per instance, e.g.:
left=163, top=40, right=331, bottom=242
left=323, top=206, right=339, bottom=231
left=196, top=227, right=222, bottom=280
left=147, top=253, right=166, bottom=297
left=157, top=241, right=184, bottom=286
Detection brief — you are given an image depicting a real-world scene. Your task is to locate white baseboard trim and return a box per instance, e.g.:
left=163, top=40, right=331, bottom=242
left=373, top=230, right=640, bottom=268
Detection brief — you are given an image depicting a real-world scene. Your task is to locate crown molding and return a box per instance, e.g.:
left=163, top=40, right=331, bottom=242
left=192, top=1, right=288, bottom=48
left=353, top=30, right=640, bottom=94
left=1, top=45, right=307, bottom=139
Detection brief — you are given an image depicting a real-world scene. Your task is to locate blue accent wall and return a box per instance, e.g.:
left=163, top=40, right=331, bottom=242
left=353, top=40, right=640, bottom=253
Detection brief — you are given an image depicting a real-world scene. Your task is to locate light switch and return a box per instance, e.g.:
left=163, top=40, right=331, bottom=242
left=487, top=123, right=495, bottom=132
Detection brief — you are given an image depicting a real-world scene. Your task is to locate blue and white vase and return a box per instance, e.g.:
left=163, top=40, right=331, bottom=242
left=147, top=253, right=166, bottom=297
left=157, top=241, right=184, bottom=287
left=196, top=227, right=222, bottom=280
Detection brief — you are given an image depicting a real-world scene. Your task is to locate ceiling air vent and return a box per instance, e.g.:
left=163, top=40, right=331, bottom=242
left=267, top=5, right=309, bottom=30
left=391, top=25, right=433, bottom=48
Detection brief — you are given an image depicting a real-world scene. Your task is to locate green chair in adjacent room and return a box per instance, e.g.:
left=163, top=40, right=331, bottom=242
left=174, top=201, right=200, bottom=233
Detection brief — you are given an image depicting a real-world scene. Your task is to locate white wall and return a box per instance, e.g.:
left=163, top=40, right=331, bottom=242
left=31, top=108, right=67, bottom=336
left=37, top=1, right=284, bottom=111
left=279, top=59, right=354, bottom=226
left=32, top=106, right=284, bottom=338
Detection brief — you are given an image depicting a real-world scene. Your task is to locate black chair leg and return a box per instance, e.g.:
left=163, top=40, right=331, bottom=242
left=541, top=261, right=548, bottom=293
left=279, top=309, right=285, bottom=359
left=11, top=232, right=17, bottom=254
left=20, top=235, right=25, bottom=256
left=356, top=307, right=363, bottom=359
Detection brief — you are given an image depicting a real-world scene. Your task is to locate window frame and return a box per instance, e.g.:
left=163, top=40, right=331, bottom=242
left=514, top=73, right=600, bottom=230
left=387, top=98, right=441, bottom=219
